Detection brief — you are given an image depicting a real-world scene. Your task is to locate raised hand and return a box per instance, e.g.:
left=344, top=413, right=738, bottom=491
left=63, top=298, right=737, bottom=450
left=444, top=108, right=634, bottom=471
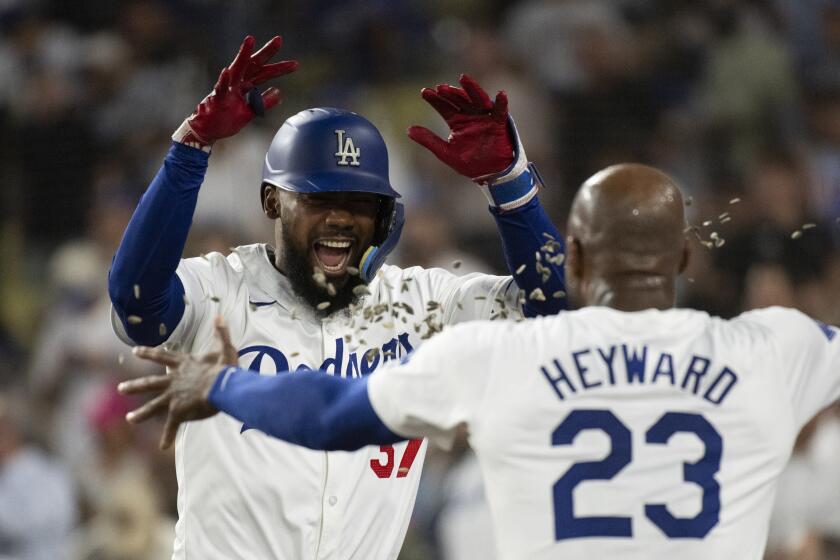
left=119, top=317, right=239, bottom=449
left=174, top=35, right=299, bottom=150
left=408, top=74, right=513, bottom=181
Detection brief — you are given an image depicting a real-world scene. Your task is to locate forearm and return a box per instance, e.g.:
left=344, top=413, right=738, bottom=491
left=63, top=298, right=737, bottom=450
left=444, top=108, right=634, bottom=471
left=208, top=368, right=405, bottom=450
left=108, top=142, right=208, bottom=344
left=492, top=194, right=567, bottom=317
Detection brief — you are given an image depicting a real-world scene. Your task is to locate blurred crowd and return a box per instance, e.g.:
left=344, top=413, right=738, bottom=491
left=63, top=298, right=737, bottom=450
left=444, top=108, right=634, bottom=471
left=0, top=0, right=839, bottom=559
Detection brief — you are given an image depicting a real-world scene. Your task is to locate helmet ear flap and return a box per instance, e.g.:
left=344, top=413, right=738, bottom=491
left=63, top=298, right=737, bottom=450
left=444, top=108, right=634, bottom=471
left=374, top=197, right=396, bottom=245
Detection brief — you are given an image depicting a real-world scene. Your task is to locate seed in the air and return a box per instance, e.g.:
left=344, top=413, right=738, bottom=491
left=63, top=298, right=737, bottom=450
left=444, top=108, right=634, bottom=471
left=159, top=323, right=167, bottom=336
left=515, top=264, right=526, bottom=275
left=685, top=196, right=693, bottom=206
left=791, top=230, right=803, bottom=240
left=353, top=285, right=371, bottom=296
left=118, top=353, right=125, bottom=365
left=133, top=285, right=141, bottom=299
left=210, top=295, right=220, bottom=303
left=326, top=283, right=337, bottom=296
left=802, top=223, right=816, bottom=230
left=702, top=220, right=712, bottom=227
left=127, top=315, right=143, bottom=324
left=291, top=352, right=300, bottom=358
left=346, top=266, right=359, bottom=276
left=729, top=198, right=741, bottom=204
left=553, top=290, right=566, bottom=298
left=317, top=301, right=331, bottom=310
left=529, top=288, right=546, bottom=301
left=452, top=260, right=462, bottom=269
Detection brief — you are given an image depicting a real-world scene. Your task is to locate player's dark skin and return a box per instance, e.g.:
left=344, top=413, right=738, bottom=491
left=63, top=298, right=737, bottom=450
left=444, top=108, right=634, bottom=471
left=262, top=186, right=378, bottom=284
left=122, top=163, right=692, bottom=449
left=565, top=163, right=690, bottom=312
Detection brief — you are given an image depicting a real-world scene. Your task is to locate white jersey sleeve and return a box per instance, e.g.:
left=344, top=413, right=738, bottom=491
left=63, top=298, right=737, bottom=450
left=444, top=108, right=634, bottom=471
left=737, top=307, right=840, bottom=429
left=397, top=266, right=521, bottom=325
left=367, top=322, right=500, bottom=449
left=165, top=251, right=248, bottom=348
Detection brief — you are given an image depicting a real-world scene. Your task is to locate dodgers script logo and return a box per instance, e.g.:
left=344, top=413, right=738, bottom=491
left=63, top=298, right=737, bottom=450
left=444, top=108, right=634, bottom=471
left=334, top=129, right=361, bottom=166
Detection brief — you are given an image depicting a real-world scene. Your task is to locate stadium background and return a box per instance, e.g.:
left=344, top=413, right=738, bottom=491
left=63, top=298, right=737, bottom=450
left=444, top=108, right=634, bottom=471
left=1, top=0, right=839, bottom=558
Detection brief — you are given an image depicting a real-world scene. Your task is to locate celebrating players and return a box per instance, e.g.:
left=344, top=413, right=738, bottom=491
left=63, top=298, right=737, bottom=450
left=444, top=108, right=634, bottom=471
left=124, top=163, right=839, bottom=560
left=108, top=35, right=566, bottom=559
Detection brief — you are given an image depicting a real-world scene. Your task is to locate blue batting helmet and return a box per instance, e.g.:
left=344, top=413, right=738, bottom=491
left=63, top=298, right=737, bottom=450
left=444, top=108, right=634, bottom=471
left=261, top=108, right=404, bottom=283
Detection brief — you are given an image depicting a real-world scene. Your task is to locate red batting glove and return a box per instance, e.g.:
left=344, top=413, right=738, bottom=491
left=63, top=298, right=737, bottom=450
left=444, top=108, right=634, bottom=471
left=173, top=35, right=299, bottom=151
left=407, top=74, right=513, bottom=181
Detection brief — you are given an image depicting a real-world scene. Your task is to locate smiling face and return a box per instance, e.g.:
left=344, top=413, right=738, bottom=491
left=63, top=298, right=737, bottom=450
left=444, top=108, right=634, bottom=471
left=263, top=186, right=380, bottom=313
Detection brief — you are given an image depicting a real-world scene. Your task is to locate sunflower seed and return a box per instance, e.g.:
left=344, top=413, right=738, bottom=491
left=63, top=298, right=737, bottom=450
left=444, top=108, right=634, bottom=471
left=118, top=353, right=125, bottom=365
left=729, top=198, right=741, bottom=204
left=159, top=323, right=167, bottom=336
left=353, top=285, right=371, bottom=296
left=529, top=288, right=546, bottom=301
left=346, top=266, right=359, bottom=276
left=802, top=223, right=816, bottom=230
left=317, top=301, right=331, bottom=310
left=515, top=264, right=526, bottom=275
left=553, top=290, right=566, bottom=298
left=326, top=283, right=337, bottom=296
left=133, top=284, right=141, bottom=299
left=452, top=260, right=462, bottom=269
left=127, top=315, right=143, bottom=324
left=791, top=230, right=803, bottom=240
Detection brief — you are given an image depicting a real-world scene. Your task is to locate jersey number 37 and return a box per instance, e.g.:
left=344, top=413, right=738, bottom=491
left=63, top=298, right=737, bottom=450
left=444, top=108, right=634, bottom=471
left=552, top=409, right=722, bottom=540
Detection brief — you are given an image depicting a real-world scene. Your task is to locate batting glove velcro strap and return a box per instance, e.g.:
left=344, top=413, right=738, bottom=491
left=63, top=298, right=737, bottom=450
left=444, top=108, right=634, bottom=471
left=475, top=116, right=544, bottom=212
left=172, top=118, right=213, bottom=153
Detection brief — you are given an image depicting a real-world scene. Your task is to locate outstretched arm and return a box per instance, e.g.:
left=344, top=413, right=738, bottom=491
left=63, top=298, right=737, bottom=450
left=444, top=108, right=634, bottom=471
left=108, top=36, right=298, bottom=346
left=408, top=75, right=566, bottom=317
left=120, top=318, right=402, bottom=449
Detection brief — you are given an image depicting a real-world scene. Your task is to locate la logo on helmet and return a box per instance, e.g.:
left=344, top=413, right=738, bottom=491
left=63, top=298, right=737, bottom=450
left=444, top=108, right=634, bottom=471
left=334, top=129, right=361, bottom=166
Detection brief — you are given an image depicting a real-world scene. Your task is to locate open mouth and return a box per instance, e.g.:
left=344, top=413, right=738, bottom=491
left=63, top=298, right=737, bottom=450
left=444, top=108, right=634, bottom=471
left=313, top=238, right=354, bottom=276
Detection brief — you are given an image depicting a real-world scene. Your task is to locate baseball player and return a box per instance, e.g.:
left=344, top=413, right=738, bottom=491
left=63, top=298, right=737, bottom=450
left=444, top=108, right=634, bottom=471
left=108, top=35, right=566, bottom=559
left=123, top=163, right=840, bottom=560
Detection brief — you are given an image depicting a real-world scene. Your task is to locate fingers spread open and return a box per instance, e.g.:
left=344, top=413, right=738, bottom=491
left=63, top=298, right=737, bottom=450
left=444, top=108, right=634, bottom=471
left=133, top=346, right=183, bottom=367
left=118, top=375, right=171, bottom=395
left=420, top=88, right=458, bottom=120
left=214, top=316, right=239, bottom=365
left=250, top=35, right=283, bottom=67
left=407, top=126, right=462, bottom=169
left=492, top=90, right=509, bottom=119
left=228, top=35, right=255, bottom=84
left=160, top=414, right=180, bottom=450
left=436, top=84, right=472, bottom=110
left=126, top=392, right=170, bottom=424
left=250, top=60, right=299, bottom=85
left=460, top=74, right=492, bottom=110
left=213, top=68, right=231, bottom=97
left=260, top=87, right=282, bottom=112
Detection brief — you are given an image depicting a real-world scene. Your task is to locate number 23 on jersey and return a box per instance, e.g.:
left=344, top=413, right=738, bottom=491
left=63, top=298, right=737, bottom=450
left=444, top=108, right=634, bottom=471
left=552, top=409, right=722, bottom=540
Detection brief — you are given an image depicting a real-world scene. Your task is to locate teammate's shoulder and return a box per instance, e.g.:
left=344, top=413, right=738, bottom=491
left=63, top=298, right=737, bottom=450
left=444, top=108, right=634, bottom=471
left=733, top=306, right=835, bottom=340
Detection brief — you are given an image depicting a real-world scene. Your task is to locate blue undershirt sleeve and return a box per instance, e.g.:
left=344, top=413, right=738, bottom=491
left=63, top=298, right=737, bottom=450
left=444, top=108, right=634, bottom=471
left=108, top=142, right=209, bottom=346
left=491, top=196, right=567, bottom=317
left=208, top=368, right=405, bottom=451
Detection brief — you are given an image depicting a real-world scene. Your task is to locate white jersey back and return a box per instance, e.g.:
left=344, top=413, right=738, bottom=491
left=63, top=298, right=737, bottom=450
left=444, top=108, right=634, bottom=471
left=113, top=243, right=520, bottom=560
left=368, top=306, right=840, bottom=560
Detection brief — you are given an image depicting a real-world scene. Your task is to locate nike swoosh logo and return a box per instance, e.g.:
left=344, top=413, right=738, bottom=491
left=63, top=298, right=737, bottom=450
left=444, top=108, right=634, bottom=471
left=249, top=300, right=276, bottom=308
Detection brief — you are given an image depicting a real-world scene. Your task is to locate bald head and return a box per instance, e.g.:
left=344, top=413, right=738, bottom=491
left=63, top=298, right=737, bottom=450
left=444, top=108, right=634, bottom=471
left=566, top=164, right=689, bottom=311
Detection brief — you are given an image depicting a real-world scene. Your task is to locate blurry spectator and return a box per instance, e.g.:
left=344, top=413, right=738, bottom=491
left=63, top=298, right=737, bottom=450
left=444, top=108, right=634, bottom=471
left=805, top=81, right=840, bottom=228
left=504, top=0, right=628, bottom=93
left=716, top=151, right=835, bottom=310
left=699, top=2, right=799, bottom=174
left=76, top=384, right=147, bottom=514
left=0, top=391, right=77, bottom=560
left=72, top=476, right=175, bottom=560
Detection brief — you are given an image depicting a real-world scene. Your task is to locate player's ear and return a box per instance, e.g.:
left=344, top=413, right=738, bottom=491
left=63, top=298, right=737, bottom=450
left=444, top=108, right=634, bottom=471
left=566, top=235, right=584, bottom=282
left=678, top=237, right=691, bottom=274
left=262, top=184, right=280, bottom=219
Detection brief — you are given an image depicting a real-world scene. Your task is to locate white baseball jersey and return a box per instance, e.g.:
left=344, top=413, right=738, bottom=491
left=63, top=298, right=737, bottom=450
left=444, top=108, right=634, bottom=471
left=368, top=306, right=840, bottom=560
left=113, top=243, right=521, bottom=560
